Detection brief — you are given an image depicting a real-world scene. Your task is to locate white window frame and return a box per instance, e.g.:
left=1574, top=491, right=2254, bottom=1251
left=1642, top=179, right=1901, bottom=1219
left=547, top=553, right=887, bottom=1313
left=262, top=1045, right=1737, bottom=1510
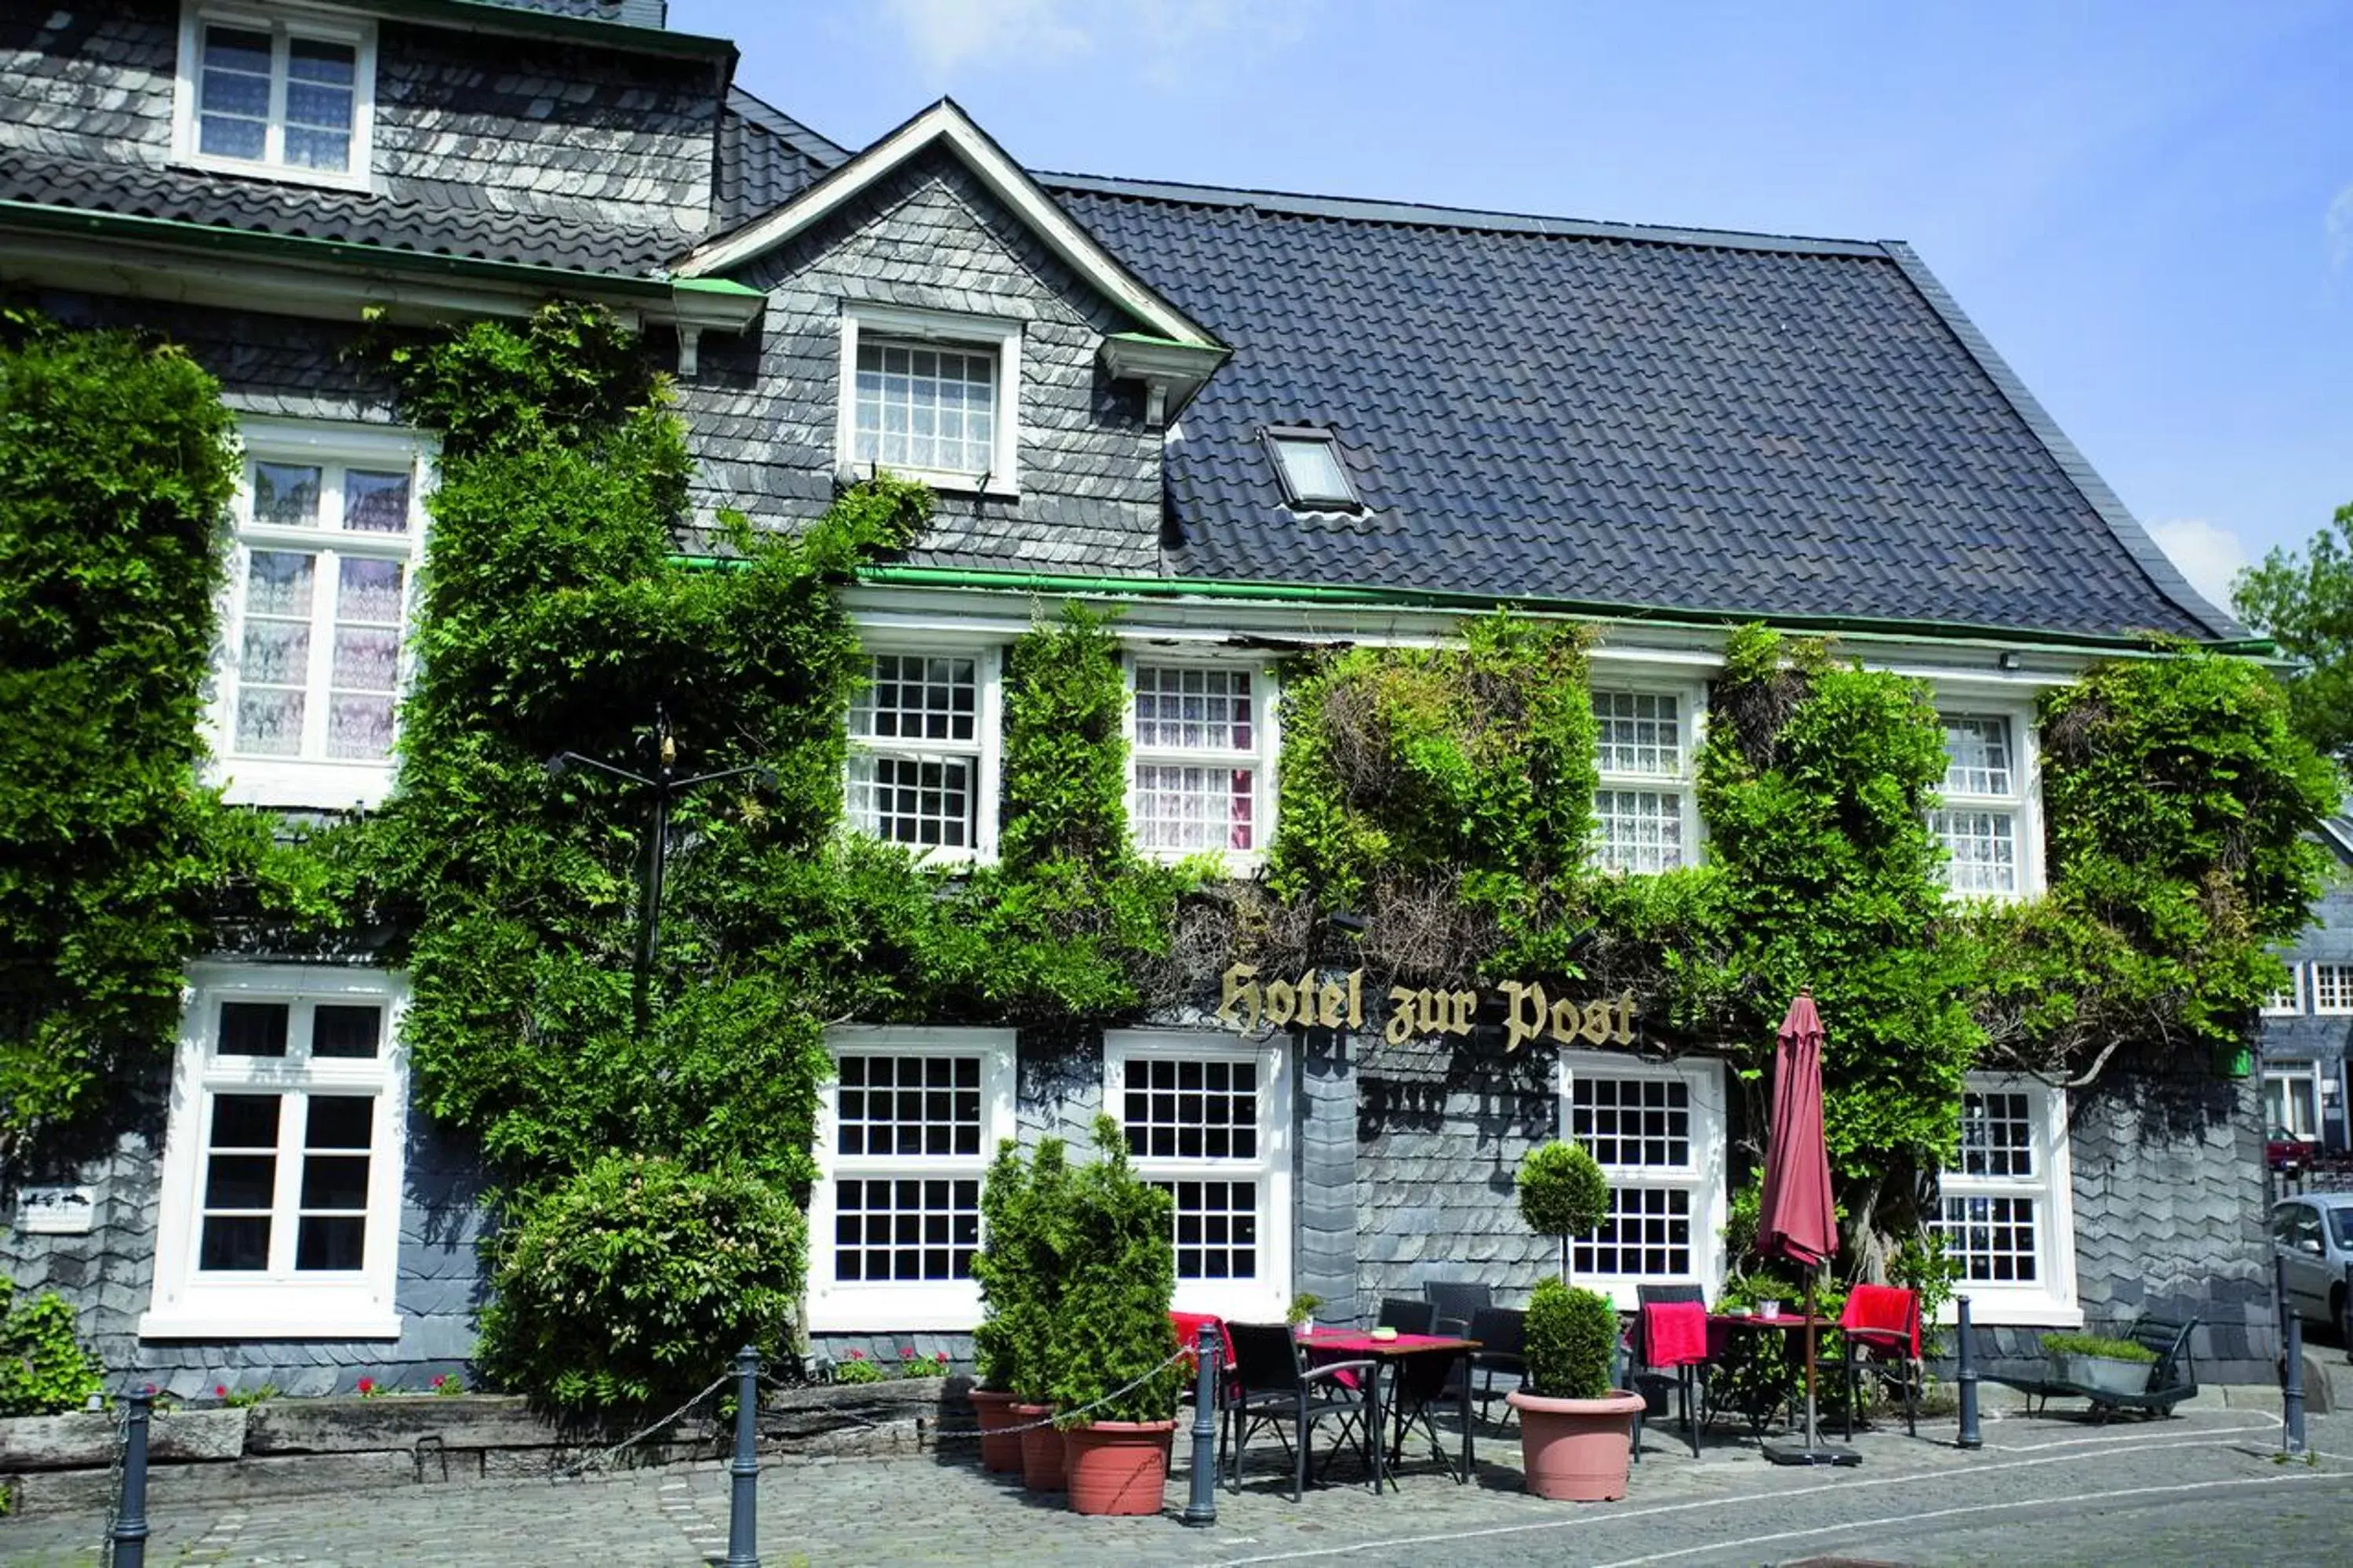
left=1933, top=1075, right=2080, bottom=1328
left=209, top=419, right=431, bottom=809
left=1555, top=1051, right=1728, bottom=1311
left=143, top=962, right=408, bottom=1340
left=2264, top=962, right=2305, bottom=1017
left=1587, top=679, right=1705, bottom=875
left=1929, top=705, right=2044, bottom=900
left=806, top=1026, right=1015, bottom=1333
left=1104, top=1030, right=1293, bottom=1322
left=1122, top=650, right=1279, bottom=870
left=2264, top=1067, right=2322, bottom=1141
left=2311, top=962, right=2353, bottom=1016
left=172, top=2, right=376, bottom=191
left=842, top=638, right=1004, bottom=865
left=835, top=304, right=1022, bottom=497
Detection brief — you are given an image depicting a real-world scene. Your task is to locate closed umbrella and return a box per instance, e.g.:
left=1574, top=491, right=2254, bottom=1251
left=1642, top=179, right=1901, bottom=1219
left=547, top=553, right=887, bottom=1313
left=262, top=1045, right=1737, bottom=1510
left=1756, top=990, right=1857, bottom=1467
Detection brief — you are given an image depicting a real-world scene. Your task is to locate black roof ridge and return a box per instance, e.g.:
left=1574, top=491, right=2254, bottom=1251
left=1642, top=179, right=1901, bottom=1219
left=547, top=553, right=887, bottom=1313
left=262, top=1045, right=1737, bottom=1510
left=724, top=85, right=850, bottom=169
left=1875, top=241, right=2243, bottom=642
left=1036, top=169, right=1890, bottom=258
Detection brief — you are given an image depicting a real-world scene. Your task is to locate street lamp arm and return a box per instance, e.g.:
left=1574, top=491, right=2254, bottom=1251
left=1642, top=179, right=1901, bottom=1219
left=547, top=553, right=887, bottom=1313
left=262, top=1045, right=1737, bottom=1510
left=670, top=762, right=776, bottom=792
left=545, top=751, right=654, bottom=788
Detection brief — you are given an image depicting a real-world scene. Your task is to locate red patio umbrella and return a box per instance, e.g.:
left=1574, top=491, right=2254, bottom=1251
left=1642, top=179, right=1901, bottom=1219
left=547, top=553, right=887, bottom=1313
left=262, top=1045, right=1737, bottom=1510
left=1755, top=990, right=1856, bottom=1466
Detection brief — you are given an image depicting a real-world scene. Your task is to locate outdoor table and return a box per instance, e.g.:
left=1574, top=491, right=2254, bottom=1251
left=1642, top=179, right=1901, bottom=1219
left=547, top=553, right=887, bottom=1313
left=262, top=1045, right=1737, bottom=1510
left=1703, top=1313, right=1835, bottom=1437
left=1294, top=1329, right=1479, bottom=1490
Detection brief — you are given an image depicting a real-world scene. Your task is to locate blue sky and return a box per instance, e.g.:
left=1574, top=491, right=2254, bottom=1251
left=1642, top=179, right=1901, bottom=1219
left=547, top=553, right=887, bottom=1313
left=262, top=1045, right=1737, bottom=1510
left=673, top=0, right=2352, bottom=613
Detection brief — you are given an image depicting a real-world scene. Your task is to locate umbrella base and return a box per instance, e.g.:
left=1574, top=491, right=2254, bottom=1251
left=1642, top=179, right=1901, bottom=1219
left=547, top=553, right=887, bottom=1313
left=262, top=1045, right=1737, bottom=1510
left=1762, top=1442, right=1860, bottom=1467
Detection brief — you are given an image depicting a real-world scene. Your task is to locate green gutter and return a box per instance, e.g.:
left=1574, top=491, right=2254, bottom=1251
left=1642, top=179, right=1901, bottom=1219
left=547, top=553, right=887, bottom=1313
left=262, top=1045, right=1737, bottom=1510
left=838, top=563, right=2275, bottom=658
left=0, top=200, right=762, bottom=303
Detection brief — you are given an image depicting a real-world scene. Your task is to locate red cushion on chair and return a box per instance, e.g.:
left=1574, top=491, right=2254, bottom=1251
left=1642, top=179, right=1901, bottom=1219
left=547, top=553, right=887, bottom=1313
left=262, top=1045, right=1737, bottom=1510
left=1838, top=1284, right=1920, bottom=1359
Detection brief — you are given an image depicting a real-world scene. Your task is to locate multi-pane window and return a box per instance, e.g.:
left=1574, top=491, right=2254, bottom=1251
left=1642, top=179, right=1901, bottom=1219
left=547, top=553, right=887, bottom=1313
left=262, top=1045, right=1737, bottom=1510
left=144, top=967, right=406, bottom=1339
left=2264, top=1071, right=2320, bottom=1141
left=180, top=12, right=372, bottom=182
left=1591, top=689, right=1693, bottom=873
left=1559, top=1058, right=1725, bottom=1304
left=2312, top=962, right=2353, bottom=1015
left=808, top=1031, right=1011, bottom=1332
left=1107, top=1036, right=1288, bottom=1316
left=1931, top=713, right=2026, bottom=896
left=853, top=341, right=997, bottom=476
left=1936, top=1083, right=2064, bottom=1294
left=218, top=427, right=425, bottom=799
left=2264, top=964, right=2304, bottom=1017
left=1131, top=664, right=1267, bottom=857
left=846, top=653, right=995, bottom=857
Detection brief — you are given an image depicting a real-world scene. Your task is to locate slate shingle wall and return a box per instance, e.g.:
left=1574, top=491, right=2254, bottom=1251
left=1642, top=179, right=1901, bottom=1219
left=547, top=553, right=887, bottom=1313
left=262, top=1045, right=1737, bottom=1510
left=678, top=147, right=1162, bottom=575
left=41, top=291, right=395, bottom=427
left=2, top=1069, right=489, bottom=1399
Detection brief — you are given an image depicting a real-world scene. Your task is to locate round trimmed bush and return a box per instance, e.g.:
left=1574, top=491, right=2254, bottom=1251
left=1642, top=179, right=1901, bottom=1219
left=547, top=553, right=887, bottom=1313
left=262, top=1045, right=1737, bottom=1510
left=480, top=1154, right=804, bottom=1413
left=1515, top=1140, right=1610, bottom=1238
left=1523, top=1276, right=1619, bottom=1399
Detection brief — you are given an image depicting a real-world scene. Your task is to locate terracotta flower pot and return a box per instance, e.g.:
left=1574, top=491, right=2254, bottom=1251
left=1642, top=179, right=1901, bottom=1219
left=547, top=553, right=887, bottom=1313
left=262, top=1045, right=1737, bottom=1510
left=1062, top=1420, right=1176, bottom=1516
left=1011, top=1402, right=1065, bottom=1490
left=969, top=1388, right=1024, bottom=1474
left=1506, top=1388, right=1646, bottom=1501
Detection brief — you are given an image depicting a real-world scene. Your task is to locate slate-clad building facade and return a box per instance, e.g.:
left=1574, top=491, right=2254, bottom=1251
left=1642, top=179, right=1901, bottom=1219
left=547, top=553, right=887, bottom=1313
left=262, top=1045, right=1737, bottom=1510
left=0, top=0, right=2289, bottom=1393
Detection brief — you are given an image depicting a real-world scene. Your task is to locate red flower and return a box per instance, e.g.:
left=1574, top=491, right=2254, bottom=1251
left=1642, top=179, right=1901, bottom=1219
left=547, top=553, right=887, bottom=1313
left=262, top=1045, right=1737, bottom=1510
left=431, top=1373, right=447, bottom=1388
left=934, top=1352, right=950, bottom=1363
left=846, top=1349, right=866, bottom=1360
left=215, top=1384, right=227, bottom=1398
left=900, top=1347, right=917, bottom=1359
left=357, top=1377, right=376, bottom=1394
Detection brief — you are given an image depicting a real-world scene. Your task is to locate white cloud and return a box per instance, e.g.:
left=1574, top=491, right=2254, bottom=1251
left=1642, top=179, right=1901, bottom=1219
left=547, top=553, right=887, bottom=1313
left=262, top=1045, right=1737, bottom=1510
left=2148, top=517, right=2250, bottom=611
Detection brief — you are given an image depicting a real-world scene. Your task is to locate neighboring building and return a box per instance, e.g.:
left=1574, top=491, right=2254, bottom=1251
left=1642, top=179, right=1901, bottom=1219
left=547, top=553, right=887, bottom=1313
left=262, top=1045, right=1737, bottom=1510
left=2262, top=818, right=2353, bottom=1156
left=0, top=0, right=2289, bottom=1393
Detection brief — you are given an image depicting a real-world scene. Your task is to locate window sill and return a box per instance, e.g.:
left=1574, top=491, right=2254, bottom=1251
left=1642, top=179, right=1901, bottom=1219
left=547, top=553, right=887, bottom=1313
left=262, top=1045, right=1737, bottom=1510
left=212, top=755, right=395, bottom=811
left=139, top=1309, right=403, bottom=1341
left=1933, top=1297, right=2082, bottom=1330
left=805, top=1285, right=981, bottom=1335
left=838, top=463, right=1018, bottom=500
left=173, top=153, right=374, bottom=195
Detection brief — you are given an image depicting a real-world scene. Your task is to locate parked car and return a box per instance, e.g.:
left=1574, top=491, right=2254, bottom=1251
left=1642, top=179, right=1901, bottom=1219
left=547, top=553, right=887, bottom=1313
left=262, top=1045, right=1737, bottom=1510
left=2270, top=1193, right=2353, bottom=1352
left=2268, top=1126, right=2322, bottom=1173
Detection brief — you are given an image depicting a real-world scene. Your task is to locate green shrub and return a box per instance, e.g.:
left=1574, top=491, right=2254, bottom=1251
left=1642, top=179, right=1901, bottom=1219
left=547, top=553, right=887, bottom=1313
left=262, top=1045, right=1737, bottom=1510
left=2040, top=1333, right=2156, bottom=1363
left=0, top=1279, right=104, bottom=1417
left=830, top=1352, right=886, bottom=1384
left=1515, top=1141, right=1610, bottom=1278
left=969, top=1137, right=1071, bottom=1402
left=1048, top=1118, right=1182, bottom=1426
left=1522, top=1277, right=1618, bottom=1400
left=478, top=1154, right=804, bottom=1413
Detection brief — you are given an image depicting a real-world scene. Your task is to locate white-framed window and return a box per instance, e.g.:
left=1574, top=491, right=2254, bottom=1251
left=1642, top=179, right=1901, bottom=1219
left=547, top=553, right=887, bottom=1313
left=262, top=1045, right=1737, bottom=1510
left=1126, top=657, right=1278, bottom=864
left=1104, top=1030, right=1292, bottom=1322
left=2264, top=962, right=2305, bottom=1017
left=844, top=644, right=1003, bottom=863
left=142, top=962, right=407, bottom=1340
left=173, top=4, right=376, bottom=190
left=1933, top=1075, right=2079, bottom=1327
left=210, top=420, right=429, bottom=809
left=2264, top=1068, right=2321, bottom=1141
left=835, top=304, right=1022, bottom=495
left=1590, top=685, right=1702, bottom=875
left=2312, top=962, right=2353, bottom=1016
left=806, top=1027, right=1015, bottom=1333
left=1929, top=710, right=2041, bottom=897
left=1556, top=1052, right=1728, bottom=1310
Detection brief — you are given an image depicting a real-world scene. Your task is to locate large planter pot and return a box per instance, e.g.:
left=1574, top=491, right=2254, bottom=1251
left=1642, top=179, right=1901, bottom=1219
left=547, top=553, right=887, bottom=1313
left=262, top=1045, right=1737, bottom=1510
left=1506, top=1388, right=1646, bottom=1502
left=1011, top=1402, right=1064, bottom=1491
left=1062, top=1420, right=1175, bottom=1515
left=2050, top=1354, right=2152, bottom=1396
left=969, top=1389, right=1024, bottom=1475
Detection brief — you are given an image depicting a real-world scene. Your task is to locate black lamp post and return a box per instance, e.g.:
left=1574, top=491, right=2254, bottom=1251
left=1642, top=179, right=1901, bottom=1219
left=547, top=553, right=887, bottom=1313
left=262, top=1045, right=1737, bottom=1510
left=545, top=706, right=773, bottom=1035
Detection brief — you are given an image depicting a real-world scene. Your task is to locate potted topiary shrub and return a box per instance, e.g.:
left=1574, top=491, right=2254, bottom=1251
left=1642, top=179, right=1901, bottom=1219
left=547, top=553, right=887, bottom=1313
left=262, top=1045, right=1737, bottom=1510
left=1049, top=1118, right=1186, bottom=1516
left=2040, top=1333, right=2158, bottom=1396
left=1515, top=1140, right=1612, bottom=1283
left=1507, top=1277, right=1646, bottom=1500
left=971, top=1136, right=1072, bottom=1490
left=967, top=1139, right=1034, bottom=1475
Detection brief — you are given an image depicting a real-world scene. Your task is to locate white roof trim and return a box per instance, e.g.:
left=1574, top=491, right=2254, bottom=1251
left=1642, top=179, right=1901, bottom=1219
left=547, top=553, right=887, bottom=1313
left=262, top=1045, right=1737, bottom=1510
left=675, top=100, right=1221, bottom=351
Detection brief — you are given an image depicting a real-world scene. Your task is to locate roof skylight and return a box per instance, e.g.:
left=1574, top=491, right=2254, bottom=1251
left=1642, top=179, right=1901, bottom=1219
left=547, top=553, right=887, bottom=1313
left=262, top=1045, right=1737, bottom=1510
left=1265, top=427, right=1359, bottom=510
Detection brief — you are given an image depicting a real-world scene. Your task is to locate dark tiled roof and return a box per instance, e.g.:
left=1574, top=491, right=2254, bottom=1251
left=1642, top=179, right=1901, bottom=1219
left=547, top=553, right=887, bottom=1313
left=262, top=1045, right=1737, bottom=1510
left=714, top=87, right=848, bottom=230
left=1044, top=175, right=2235, bottom=641
left=0, top=154, right=692, bottom=277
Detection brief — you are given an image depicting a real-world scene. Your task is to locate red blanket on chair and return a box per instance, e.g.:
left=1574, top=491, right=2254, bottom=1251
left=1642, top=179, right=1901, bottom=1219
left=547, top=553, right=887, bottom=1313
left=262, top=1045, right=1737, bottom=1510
left=1643, top=1300, right=1708, bottom=1368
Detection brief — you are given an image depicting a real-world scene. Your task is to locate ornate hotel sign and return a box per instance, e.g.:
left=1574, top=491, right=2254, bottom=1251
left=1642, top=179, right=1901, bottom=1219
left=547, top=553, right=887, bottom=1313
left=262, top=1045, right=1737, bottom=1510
left=1219, top=962, right=1636, bottom=1050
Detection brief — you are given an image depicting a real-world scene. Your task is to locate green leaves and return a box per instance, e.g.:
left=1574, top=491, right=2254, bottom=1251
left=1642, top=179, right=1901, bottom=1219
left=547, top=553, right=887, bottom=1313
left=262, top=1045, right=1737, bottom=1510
left=0, top=1279, right=105, bottom=1417
left=1516, top=1140, right=1611, bottom=1242
left=1522, top=1277, right=1618, bottom=1400
left=2235, top=500, right=2353, bottom=772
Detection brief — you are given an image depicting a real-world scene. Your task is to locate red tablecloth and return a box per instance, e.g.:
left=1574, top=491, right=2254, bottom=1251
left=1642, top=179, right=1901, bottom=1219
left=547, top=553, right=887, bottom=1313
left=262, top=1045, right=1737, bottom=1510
left=1294, top=1330, right=1478, bottom=1355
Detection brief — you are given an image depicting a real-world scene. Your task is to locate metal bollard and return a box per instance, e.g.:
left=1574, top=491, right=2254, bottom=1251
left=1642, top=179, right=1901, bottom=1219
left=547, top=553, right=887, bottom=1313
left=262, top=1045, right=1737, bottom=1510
left=2283, top=1312, right=2308, bottom=1456
left=112, top=1388, right=152, bottom=1568
left=726, top=1347, right=760, bottom=1568
left=1180, top=1322, right=1221, bottom=1526
left=1955, top=1294, right=1981, bottom=1451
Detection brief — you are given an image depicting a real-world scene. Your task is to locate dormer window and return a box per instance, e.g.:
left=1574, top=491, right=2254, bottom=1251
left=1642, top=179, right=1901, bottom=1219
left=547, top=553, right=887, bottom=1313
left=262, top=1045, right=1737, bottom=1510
left=836, top=304, right=1022, bottom=495
left=173, top=6, right=375, bottom=189
left=1264, top=427, right=1360, bottom=511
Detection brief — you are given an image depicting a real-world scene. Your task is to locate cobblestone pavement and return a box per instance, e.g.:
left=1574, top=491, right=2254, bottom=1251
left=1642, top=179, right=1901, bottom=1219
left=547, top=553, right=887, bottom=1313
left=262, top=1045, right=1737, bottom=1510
left=2, top=1408, right=2345, bottom=1566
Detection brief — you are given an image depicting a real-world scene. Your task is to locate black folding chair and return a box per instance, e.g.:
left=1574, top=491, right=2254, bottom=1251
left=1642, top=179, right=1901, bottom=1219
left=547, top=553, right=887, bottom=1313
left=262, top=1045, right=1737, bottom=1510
left=1422, top=1280, right=1493, bottom=1337
left=1223, top=1322, right=1377, bottom=1501
left=1376, top=1297, right=1438, bottom=1334
left=1386, top=1344, right=1469, bottom=1483
left=1629, top=1283, right=1705, bottom=1461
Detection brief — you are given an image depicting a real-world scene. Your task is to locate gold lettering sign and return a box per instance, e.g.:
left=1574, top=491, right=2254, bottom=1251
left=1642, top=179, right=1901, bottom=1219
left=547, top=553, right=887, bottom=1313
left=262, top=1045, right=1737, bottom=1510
left=1221, top=963, right=1634, bottom=1050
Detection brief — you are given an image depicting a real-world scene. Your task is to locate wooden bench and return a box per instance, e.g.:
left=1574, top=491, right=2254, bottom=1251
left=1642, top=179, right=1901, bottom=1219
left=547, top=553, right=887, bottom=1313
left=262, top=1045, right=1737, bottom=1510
left=1989, top=1316, right=2198, bottom=1421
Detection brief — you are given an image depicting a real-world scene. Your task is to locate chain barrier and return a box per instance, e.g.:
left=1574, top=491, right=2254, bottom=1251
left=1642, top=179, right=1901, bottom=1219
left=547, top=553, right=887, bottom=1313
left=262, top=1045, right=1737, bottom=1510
left=548, top=1371, right=733, bottom=1482
left=97, top=1395, right=130, bottom=1568
left=881, top=1347, right=1197, bottom=1442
